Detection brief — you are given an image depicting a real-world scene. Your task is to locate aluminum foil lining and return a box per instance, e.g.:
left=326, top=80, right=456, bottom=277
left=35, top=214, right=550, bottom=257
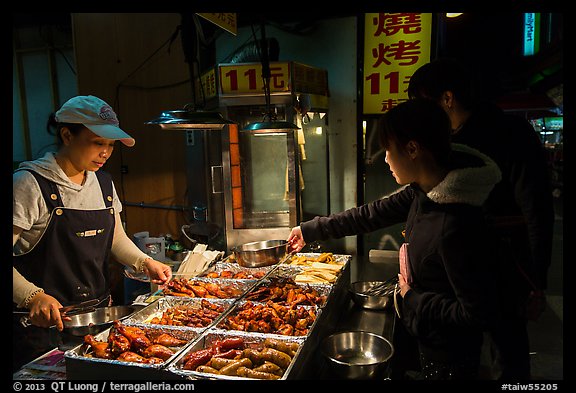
left=64, top=323, right=200, bottom=370
left=122, top=297, right=236, bottom=331
left=199, top=262, right=276, bottom=279
left=167, top=329, right=306, bottom=380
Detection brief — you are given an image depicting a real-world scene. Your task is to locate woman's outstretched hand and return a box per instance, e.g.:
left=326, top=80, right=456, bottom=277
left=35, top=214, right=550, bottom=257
left=287, top=226, right=306, bottom=253
left=143, top=258, right=172, bottom=285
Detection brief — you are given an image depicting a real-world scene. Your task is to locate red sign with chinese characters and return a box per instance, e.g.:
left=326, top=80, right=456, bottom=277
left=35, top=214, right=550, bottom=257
left=219, top=62, right=291, bottom=95
left=363, top=13, right=432, bottom=114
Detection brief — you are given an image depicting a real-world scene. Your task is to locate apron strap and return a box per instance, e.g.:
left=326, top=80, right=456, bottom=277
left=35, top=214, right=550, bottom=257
left=24, top=170, right=63, bottom=209
left=24, top=169, right=114, bottom=209
left=94, top=170, right=114, bottom=208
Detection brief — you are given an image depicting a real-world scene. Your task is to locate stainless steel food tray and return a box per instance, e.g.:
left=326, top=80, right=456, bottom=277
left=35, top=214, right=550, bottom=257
left=242, top=276, right=332, bottom=307
left=214, top=299, right=322, bottom=338
left=65, top=252, right=351, bottom=380
left=167, top=329, right=306, bottom=380
left=64, top=324, right=198, bottom=380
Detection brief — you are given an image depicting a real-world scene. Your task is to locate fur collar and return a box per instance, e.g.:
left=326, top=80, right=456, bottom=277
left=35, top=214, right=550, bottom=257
left=426, top=143, right=502, bottom=206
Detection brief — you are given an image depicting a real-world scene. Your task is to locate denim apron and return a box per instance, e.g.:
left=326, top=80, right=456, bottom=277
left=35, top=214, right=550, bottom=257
left=13, top=169, right=115, bottom=371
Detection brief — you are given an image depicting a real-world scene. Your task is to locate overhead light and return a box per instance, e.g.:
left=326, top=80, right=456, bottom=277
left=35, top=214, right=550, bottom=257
left=243, top=120, right=299, bottom=132
left=446, top=13, right=463, bottom=18
left=241, top=20, right=299, bottom=133
left=145, top=107, right=234, bottom=130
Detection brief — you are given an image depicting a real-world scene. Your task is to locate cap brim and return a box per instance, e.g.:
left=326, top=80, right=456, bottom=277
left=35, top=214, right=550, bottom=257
left=85, top=124, right=136, bottom=147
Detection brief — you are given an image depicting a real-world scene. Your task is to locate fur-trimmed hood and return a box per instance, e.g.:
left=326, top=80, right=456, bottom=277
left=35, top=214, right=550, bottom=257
left=426, top=143, right=502, bottom=206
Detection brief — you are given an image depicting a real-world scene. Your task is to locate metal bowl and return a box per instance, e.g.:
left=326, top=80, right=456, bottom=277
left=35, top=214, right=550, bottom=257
left=63, top=306, right=137, bottom=336
left=231, top=240, right=288, bottom=268
left=349, top=281, right=395, bottom=310
left=321, top=331, right=394, bottom=379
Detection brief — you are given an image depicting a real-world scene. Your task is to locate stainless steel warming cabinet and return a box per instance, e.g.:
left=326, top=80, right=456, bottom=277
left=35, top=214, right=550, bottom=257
left=189, top=61, right=331, bottom=252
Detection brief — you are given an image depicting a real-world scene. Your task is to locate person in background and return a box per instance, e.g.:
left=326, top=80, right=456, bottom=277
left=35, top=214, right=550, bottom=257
left=407, top=57, right=555, bottom=380
left=13, top=95, right=172, bottom=371
left=288, top=99, right=502, bottom=380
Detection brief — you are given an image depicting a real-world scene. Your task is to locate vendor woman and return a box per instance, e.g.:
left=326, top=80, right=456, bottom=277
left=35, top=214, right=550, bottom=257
left=13, top=95, right=172, bottom=371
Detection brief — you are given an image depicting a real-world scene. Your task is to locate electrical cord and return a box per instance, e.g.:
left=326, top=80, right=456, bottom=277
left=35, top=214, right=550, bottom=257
left=112, top=24, right=183, bottom=227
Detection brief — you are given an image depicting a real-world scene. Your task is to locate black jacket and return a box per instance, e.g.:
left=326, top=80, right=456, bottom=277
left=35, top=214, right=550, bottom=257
left=301, top=144, right=502, bottom=359
left=453, top=102, right=555, bottom=290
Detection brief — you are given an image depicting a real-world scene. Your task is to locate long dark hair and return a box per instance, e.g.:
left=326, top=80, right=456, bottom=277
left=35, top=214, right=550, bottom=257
left=378, top=99, right=452, bottom=167
left=46, top=113, right=85, bottom=146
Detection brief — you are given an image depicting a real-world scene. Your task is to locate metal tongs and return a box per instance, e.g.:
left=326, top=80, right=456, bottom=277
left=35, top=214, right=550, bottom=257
left=362, top=276, right=399, bottom=296
left=15, top=298, right=100, bottom=328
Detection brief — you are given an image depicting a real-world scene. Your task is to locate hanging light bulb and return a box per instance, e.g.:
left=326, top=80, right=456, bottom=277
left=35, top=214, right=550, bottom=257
left=146, top=14, right=233, bottom=130
left=146, top=104, right=234, bottom=130
left=242, top=21, right=299, bottom=132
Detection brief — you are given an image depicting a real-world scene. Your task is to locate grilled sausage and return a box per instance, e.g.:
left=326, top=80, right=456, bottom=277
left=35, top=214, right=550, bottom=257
left=209, top=357, right=237, bottom=370
left=218, top=358, right=253, bottom=376
left=183, top=348, right=213, bottom=370
left=259, top=347, right=292, bottom=370
left=253, top=361, right=284, bottom=376
left=196, top=365, right=220, bottom=374
left=263, top=338, right=300, bottom=357
left=237, top=366, right=281, bottom=380
left=217, top=337, right=245, bottom=352
left=241, top=348, right=262, bottom=366
left=213, top=349, right=242, bottom=359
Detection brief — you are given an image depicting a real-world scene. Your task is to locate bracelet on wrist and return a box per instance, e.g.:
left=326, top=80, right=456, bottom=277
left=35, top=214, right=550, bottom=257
left=23, top=288, right=44, bottom=308
left=138, top=258, right=152, bottom=274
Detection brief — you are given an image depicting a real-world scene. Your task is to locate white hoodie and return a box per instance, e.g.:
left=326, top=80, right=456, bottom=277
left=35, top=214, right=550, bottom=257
left=13, top=152, right=149, bottom=307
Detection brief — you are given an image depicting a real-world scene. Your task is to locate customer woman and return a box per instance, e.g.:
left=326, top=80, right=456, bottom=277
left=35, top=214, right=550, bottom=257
left=288, top=99, right=502, bottom=379
left=13, top=95, right=172, bottom=370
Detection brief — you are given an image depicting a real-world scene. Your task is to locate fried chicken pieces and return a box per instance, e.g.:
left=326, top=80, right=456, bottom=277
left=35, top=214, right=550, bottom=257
left=148, top=299, right=225, bottom=327
left=244, top=277, right=327, bottom=306
left=163, top=278, right=243, bottom=298
left=218, top=300, right=317, bottom=336
left=83, top=320, right=186, bottom=364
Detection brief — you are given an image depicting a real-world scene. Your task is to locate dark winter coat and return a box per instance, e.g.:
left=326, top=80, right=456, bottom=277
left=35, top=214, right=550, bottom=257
left=452, top=102, right=554, bottom=291
left=301, top=144, right=502, bottom=361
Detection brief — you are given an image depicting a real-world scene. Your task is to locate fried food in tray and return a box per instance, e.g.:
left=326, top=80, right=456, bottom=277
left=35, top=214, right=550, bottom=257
left=77, top=320, right=196, bottom=366
left=162, top=276, right=253, bottom=298
left=217, top=300, right=317, bottom=337
left=124, top=297, right=235, bottom=330
left=148, top=302, right=225, bottom=328
left=243, top=276, right=329, bottom=307
left=142, top=298, right=232, bottom=328
left=286, top=252, right=348, bottom=284
left=170, top=331, right=304, bottom=380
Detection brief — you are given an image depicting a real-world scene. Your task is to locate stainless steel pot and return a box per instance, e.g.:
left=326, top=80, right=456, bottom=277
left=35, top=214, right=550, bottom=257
left=321, top=331, right=394, bottom=379
left=231, top=240, right=288, bottom=268
left=63, top=306, right=137, bottom=336
left=349, top=281, right=396, bottom=310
